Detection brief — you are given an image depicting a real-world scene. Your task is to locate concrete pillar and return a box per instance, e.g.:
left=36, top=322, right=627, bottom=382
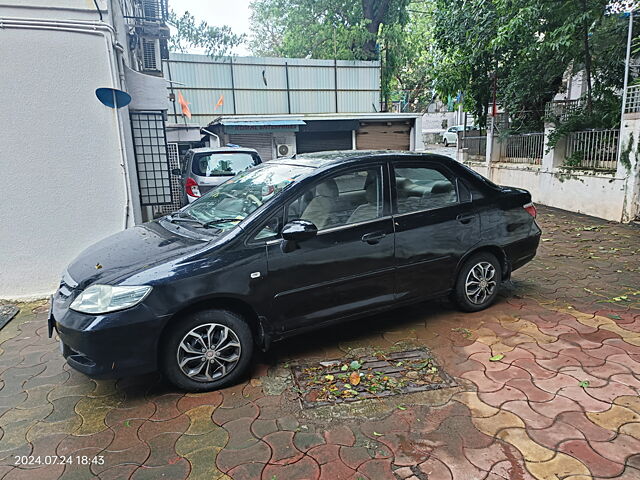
left=618, top=112, right=640, bottom=222
left=542, top=123, right=567, bottom=170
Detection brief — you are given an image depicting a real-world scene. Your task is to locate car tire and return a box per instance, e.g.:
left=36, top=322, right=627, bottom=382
left=453, top=252, right=501, bottom=312
left=160, top=309, right=253, bottom=392
left=443, top=139, right=449, bottom=147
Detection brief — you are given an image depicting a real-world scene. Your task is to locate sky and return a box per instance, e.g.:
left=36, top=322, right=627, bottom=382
left=169, top=0, right=254, bottom=55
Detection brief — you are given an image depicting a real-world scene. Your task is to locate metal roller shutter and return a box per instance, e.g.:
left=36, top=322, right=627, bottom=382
left=296, top=131, right=352, bottom=154
left=228, top=134, right=274, bottom=161
left=356, top=121, right=411, bottom=151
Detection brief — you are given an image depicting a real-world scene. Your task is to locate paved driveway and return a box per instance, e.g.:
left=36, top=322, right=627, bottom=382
left=1, top=206, right=640, bottom=480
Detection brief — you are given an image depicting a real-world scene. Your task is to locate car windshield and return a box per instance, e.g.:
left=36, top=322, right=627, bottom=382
left=182, top=163, right=313, bottom=231
left=192, top=152, right=256, bottom=177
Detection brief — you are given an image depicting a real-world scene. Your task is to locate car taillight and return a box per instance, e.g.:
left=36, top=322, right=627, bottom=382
left=186, top=178, right=201, bottom=198
left=523, top=202, right=537, bottom=218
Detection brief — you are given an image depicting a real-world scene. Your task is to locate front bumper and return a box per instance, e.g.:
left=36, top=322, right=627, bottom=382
left=50, top=288, right=170, bottom=378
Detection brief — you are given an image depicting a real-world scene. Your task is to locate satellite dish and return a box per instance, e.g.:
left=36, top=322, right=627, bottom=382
left=95, top=87, right=132, bottom=108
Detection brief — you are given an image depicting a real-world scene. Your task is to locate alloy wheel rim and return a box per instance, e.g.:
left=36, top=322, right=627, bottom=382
left=176, top=323, right=241, bottom=382
left=465, top=261, right=497, bottom=305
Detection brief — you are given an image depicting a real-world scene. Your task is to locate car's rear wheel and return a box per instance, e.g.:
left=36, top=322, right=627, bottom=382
left=161, top=309, right=253, bottom=392
left=453, top=252, right=501, bottom=312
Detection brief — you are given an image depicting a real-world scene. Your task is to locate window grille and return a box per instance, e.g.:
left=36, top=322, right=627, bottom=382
left=130, top=111, right=172, bottom=205
left=153, top=143, right=183, bottom=216
left=142, top=39, right=158, bottom=71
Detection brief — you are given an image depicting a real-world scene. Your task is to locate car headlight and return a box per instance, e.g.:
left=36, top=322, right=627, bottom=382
left=70, top=285, right=152, bottom=314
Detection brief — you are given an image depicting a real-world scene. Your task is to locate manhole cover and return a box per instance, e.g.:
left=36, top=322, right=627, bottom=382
left=291, top=348, right=455, bottom=408
left=0, top=305, right=19, bottom=331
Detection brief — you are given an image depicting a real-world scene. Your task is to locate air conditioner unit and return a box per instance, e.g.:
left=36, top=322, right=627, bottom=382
left=276, top=144, right=295, bottom=158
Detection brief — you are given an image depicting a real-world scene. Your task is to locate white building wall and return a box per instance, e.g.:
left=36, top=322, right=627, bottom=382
left=0, top=6, right=130, bottom=299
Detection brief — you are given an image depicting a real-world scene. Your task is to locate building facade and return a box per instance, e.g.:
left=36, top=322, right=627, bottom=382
left=0, top=0, right=171, bottom=298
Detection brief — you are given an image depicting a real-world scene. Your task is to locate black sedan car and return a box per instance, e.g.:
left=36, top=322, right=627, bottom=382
left=49, top=152, right=541, bottom=392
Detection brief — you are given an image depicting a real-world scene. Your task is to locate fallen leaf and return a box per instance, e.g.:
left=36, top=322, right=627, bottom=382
left=579, top=380, right=590, bottom=388
left=341, top=365, right=349, bottom=372
left=372, top=431, right=384, bottom=437
left=397, top=405, right=407, bottom=410
left=95, top=263, right=103, bottom=269
left=350, top=360, right=362, bottom=370
left=349, top=371, right=361, bottom=386
left=489, top=354, right=505, bottom=362
left=324, top=374, right=334, bottom=382
left=250, top=378, right=262, bottom=387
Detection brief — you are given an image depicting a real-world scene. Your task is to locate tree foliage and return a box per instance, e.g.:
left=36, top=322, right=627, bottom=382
left=431, top=0, right=633, bottom=129
left=169, top=11, right=246, bottom=57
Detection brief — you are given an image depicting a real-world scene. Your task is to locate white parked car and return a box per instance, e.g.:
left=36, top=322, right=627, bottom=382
left=441, top=125, right=478, bottom=147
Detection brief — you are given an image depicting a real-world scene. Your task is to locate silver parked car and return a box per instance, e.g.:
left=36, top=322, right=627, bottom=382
left=176, top=146, right=262, bottom=204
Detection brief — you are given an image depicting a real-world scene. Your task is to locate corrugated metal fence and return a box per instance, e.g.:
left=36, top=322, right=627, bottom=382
left=164, top=53, right=381, bottom=124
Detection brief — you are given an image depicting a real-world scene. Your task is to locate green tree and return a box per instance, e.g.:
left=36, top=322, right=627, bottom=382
left=169, top=11, right=246, bottom=57
left=431, top=0, right=632, bottom=129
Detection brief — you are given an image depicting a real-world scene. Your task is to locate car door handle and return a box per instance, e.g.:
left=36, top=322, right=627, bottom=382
left=456, top=214, right=474, bottom=224
left=361, top=232, right=386, bottom=244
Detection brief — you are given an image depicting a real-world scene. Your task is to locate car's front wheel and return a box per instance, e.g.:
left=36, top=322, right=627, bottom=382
left=443, top=138, right=449, bottom=147
left=161, top=309, right=253, bottom=392
left=453, top=252, right=501, bottom=312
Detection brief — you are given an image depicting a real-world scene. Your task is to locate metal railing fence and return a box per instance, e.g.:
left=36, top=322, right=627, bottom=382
left=500, top=133, right=544, bottom=165
left=565, top=129, right=620, bottom=170
left=460, top=136, right=487, bottom=157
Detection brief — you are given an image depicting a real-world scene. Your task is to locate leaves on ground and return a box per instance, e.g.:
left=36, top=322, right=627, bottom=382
left=489, top=354, right=505, bottom=362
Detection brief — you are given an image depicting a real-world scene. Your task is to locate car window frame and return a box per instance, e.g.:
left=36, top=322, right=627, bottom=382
left=390, top=161, right=461, bottom=216
left=283, top=163, right=390, bottom=235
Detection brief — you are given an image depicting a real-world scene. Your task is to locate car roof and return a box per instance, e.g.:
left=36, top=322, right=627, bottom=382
left=189, top=146, right=259, bottom=154
left=277, top=150, right=458, bottom=169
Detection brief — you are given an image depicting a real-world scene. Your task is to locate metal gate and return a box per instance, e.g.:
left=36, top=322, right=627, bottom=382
left=228, top=134, right=274, bottom=161
left=130, top=111, right=172, bottom=205
left=296, top=131, right=352, bottom=153
left=153, top=142, right=183, bottom=216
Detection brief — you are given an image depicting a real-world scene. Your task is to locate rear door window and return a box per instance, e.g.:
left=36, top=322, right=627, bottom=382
left=192, top=152, right=256, bottom=177
left=394, top=166, right=458, bottom=214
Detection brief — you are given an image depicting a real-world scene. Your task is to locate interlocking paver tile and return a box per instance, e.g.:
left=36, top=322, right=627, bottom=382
left=2, top=206, right=640, bottom=479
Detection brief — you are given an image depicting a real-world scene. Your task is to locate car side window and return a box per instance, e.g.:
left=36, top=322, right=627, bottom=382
left=286, top=167, right=383, bottom=231
left=394, top=166, right=458, bottom=214
left=251, top=208, right=283, bottom=242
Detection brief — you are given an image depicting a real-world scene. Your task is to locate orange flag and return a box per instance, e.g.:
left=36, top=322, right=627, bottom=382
left=214, top=95, right=224, bottom=110
left=177, top=90, right=191, bottom=119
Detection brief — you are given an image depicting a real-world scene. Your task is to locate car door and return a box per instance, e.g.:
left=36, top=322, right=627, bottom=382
left=263, top=164, right=396, bottom=333
left=392, top=161, right=480, bottom=301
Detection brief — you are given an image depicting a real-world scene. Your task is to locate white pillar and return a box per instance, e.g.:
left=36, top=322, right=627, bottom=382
left=618, top=112, right=640, bottom=222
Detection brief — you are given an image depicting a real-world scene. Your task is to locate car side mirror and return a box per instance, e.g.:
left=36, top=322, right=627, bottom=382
left=281, top=220, right=318, bottom=242
left=171, top=168, right=181, bottom=176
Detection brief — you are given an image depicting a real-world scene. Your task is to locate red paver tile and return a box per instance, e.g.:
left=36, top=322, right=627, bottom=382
left=529, top=395, right=583, bottom=419
left=556, top=386, right=612, bottom=412
left=585, top=381, right=639, bottom=404
left=506, top=378, right=556, bottom=402
left=589, top=434, right=640, bottom=466
left=357, top=458, right=394, bottom=479
left=324, top=425, right=355, bottom=446
left=251, top=418, right=279, bottom=438
left=512, top=358, right=558, bottom=380
left=501, top=400, right=555, bottom=429
left=340, top=446, right=372, bottom=470
left=319, top=460, right=358, bottom=480
left=461, top=370, right=505, bottom=392
left=216, top=441, right=271, bottom=473
left=222, top=417, right=258, bottom=450
left=263, top=431, right=304, bottom=465
left=147, top=393, right=182, bottom=421
left=138, top=415, right=189, bottom=442
left=228, top=462, right=266, bottom=480
left=479, top=385, right=528, bottom=408
left=418, top=456, right=453, bottom=479
left=129, top=460, right=190, bottom=480
left=262, top=456, right=320, bottom=480
left=212, top=403, right=259, bottom=425
left=559, top=439, right=625, bottom=477
left=176, top=391, right=222, bottom=413
left=308, top=443, right=341, bottom=465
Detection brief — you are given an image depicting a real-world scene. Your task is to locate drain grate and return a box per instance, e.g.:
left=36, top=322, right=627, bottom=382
left=291, top=348, right=456, bottom=408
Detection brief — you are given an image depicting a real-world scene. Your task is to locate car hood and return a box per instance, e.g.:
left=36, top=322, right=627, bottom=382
left=66, top=222, right=208, bottom=289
